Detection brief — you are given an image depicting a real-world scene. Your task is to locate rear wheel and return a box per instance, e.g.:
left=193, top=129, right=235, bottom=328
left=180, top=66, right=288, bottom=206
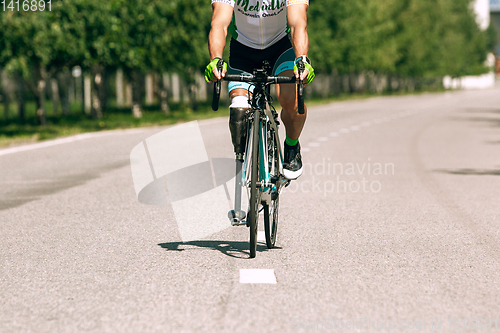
left=263, top=198, right=278, bottom=249
left=248, top=110, right=260, bottom=258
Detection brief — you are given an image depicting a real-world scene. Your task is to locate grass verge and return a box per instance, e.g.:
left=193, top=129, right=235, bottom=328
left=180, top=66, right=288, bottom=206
left=0, top=101, right=229, bottom=148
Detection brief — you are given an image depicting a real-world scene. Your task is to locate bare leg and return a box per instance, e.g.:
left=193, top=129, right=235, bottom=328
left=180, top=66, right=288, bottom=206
left=276, top=70, right=307, bottom=140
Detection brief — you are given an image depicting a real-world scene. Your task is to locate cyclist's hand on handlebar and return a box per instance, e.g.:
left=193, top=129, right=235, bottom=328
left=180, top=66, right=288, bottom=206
left=205, top=58, right=228, bottom=83
left=293, top=56, right=315, bottom=85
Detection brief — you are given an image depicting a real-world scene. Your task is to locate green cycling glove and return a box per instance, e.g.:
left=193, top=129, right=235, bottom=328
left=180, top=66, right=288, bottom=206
left=204, top=58, right=228, bottom=83
left=293, top=57, right=315, bottom=85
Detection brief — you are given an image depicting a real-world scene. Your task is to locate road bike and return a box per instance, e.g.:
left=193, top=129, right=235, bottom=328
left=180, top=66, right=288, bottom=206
left=212, top=61, right=305, bottom=258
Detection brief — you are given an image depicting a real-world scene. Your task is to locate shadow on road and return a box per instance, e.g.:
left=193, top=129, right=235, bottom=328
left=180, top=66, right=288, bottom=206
left=464, top=117, right=500, bottom=127
left=464, top=107, right=500, bottom=114
left=158, top=240, right=280, bottom=259
left=0, top=161, right=129, bottom=211
left=457, top=107, right=500, bottom=128
left=434, top=168, right=500, bottom=176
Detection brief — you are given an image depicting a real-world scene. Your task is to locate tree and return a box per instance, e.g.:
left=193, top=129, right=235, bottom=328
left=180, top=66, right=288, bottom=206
left=0, top=2, right=86, bottom=124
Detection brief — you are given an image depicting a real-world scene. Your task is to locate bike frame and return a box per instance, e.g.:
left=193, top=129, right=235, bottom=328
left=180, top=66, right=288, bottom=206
left=213, top=64, right=303, bottom=257
left=241, top=81, right=288, bottom=206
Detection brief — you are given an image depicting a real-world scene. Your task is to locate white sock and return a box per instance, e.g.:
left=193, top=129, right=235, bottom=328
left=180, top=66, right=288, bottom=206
left=230, top=95, right=250, bottom=108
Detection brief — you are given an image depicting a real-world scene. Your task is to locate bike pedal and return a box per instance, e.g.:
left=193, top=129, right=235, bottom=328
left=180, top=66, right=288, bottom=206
left=231, top=219, right=247, bottom=226
left=228, top=210, right=246, bottom=226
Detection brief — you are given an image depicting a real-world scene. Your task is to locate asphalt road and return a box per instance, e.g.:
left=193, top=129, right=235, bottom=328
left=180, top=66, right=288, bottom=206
left=1, top=87, right=500, bottom=333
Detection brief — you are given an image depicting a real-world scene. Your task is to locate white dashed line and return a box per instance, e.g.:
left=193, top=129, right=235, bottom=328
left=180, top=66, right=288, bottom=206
left=302, top=147, right=311, bottom=153
left=301, top=109, right=422, bottom=155
left=258, top=231, right=266, bottom=242
left=240, top=269, right=277, bottom=284
left=0, top=128, right=146, bottom=157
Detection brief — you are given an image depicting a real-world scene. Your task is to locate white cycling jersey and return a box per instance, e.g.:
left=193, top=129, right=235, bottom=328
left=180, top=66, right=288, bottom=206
left=211, top=0, right=309, bottom=50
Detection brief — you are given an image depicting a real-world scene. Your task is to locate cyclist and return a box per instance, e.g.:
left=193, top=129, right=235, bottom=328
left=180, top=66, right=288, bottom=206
left=205, top=0, right=315, bottom=180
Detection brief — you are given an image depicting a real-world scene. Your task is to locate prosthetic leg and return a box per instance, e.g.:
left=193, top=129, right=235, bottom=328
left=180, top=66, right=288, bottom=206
left=227, top=96, right=249, bottom=225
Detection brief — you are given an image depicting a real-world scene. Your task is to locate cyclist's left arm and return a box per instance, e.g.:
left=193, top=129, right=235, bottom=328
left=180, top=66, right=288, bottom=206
left=287, top=2, right=314, bottom=85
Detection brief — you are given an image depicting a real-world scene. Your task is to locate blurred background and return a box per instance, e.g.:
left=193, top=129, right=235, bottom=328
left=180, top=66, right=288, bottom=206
left=0, top=0, right=498, bottom=143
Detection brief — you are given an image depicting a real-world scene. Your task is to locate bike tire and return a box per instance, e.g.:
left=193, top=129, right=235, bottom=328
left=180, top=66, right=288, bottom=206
left=264, top=132, right=279, bottom=249
left=263, top=198, right=279, bottom=249
left=248, top=109, right=260, bottom=258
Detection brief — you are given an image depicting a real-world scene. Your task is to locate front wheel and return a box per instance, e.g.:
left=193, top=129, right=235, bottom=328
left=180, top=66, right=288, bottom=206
left=264, top=130, right=279, bottom=249
left=248, top=110, right=260, bottom=258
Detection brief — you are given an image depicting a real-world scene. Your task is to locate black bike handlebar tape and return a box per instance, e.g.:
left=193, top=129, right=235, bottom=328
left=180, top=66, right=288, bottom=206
left=211, top=60, right=223, bottom=111
left=297, top=61, right=305, bottom=115
left=223, top=74, right=253, bottom=82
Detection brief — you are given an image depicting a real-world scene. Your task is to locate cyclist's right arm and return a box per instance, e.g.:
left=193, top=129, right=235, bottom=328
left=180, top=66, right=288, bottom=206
left=208, top=3, right=233, bottom=81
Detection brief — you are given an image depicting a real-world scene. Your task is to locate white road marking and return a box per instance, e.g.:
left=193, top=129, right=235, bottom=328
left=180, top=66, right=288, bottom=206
left=240, top=269, right=277, bottom=284
left=317, top=137, right=329, bottom=142
left=302, top=147, right=311, bottom=153
left=339, top=128, right=350, bottom=133
left=0, top=128, right=146, bottom=157
left=350, top=126, right=360, bottom=131
left=308, top=142, right=320, bottom=148
left=258, top=231, right=266, bottom=241
left=329, top=132, right=339, bottom=137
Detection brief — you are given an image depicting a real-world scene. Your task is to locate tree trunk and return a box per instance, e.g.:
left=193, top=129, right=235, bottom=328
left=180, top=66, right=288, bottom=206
left=17, top=72, right=25, bottom=122
left=160, top=73, right=169, bottom=114
left=131, top=69, right=143, bottom=118
left=58, top=71, right=71, bottom=116
left=50, top=78, right=61, bottom=115
left=36, top=66, right=48, bottom=125
left=83, top=74, right=91, bottom=115
left=171, top=73, right=181, bottom=103
left=3, top=92, right=10, bottom=121
left=189, top=84, right=198, bottom=111
left=36, top=80, right=47, bottom=125
left=116, top=68, right=124, bottom=107
left=1, top=69, right=10, bottom=121
left=145, top=73, right=154, bottom=106
left=90, top=65, right=104, bottom=119
left=125, top=82, right=132, bottom=107
left=99, top=68, right=109, bottom=111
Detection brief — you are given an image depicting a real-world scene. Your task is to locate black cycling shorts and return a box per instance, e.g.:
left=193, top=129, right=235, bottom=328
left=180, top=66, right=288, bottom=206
left=228, top=36, right=295, bottom=93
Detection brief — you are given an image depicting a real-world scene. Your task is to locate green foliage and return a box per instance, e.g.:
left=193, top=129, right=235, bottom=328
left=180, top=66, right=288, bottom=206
left=308, top=0, right=493, bottom=76
left=0, top=2, right=86, bottom=76
left=0, top=0, right=494, bottom=88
